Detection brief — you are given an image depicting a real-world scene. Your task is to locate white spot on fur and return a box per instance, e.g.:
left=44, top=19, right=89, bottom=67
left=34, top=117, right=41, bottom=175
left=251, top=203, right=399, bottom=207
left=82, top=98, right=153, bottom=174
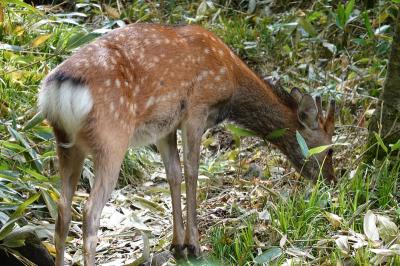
left=120, top=97, right=124, bottom=105
left=105, top=79, right=111, bottom=87
left=204, top=48, right=210, bottom=54
left=115, top=79, right=121, bottom=88
left=145, top=96, right=155, bottom=108
left=134, top=85, right=139, bottom=96
left=110, top=102, right=115, bottom=112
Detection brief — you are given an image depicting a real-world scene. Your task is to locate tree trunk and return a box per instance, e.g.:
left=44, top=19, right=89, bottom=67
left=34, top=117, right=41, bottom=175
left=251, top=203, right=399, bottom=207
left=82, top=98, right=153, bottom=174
left=366, top=9, right=400, bottom=160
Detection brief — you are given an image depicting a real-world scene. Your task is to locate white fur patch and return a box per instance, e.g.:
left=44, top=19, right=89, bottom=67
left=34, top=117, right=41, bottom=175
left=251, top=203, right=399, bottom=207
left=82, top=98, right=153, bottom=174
left=38, top=79, right=93, bottom=146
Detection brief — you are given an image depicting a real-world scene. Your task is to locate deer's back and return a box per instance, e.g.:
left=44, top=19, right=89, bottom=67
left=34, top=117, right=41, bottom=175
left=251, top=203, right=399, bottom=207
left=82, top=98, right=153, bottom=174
left=42, top=24, right=240, bottom=148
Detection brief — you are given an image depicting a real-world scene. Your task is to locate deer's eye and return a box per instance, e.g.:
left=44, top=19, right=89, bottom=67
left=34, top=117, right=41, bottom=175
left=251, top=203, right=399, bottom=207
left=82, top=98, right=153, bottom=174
left=327, top=148, right=334, bottom=156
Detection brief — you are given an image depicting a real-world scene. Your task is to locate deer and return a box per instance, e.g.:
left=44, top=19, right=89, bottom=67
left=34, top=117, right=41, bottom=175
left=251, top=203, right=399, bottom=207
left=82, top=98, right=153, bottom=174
left=38, top=23, right=336, bottom=265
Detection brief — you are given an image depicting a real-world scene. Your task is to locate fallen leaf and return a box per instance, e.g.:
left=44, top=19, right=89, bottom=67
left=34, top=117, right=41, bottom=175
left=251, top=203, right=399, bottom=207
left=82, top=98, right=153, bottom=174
left=280, top=234, right=287, bottom=249
left=335, top=236, right=349, bottom=255
left=258, top=209, right=271, bottom=222
left=286, top=247, right=314, bottom=259
left=324, top=212, right=343, bottom=228
left=376, top=215, right=398, bottom=243
left=254, top=246, right=282, bottom=264
left=43, top=241, right=56, bottom=255
left=103, top=4, right=120, bottom=19
left=364, top=210, right=379, bottom=241
left=31, top=34, right=51, bottom=48
left=370, top=248, right=400, bottom=256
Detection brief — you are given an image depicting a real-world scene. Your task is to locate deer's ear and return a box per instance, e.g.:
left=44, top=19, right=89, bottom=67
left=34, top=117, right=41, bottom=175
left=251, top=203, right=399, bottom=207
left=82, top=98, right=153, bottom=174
left=324, top=99, right=336, bottom=135
left=298, top=95, right=318, bottom=129
left=290, top=87, right=303, bottom=103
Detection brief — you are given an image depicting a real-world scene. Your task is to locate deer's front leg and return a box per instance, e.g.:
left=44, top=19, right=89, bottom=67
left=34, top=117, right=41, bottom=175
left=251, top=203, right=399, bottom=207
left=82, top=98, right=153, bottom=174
left=181, top=115, right=207, bottom=258
left=156, top=133, right=185, bottom=258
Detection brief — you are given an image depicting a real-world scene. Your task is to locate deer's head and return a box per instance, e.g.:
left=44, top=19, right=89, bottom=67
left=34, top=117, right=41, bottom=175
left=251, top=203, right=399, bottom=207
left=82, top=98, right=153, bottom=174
left=290, top=88, right=336, bottom=183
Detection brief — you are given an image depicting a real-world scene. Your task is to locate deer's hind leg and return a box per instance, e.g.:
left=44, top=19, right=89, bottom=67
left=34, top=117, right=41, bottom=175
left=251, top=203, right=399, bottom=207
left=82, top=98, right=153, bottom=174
left=82, top=134, right=128, bottom=266
left=54, top=128, right=86, bottom=266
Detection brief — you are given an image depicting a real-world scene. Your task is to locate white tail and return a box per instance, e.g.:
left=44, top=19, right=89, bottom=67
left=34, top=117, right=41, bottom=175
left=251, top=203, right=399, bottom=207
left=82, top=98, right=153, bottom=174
left=39, top=23, right=335, bottom=266
left=39, top=78, right=93, bottom=147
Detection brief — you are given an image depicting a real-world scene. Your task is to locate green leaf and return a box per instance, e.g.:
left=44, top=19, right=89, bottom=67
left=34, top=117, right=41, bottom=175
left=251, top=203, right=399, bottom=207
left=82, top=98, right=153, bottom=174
left=345, top=0, right=355, bottom=21
left=335, top=3, right=346, bottom=29
left=308, top=145, right=332, bottom=158
left=65, top=32, right=99, bottom=51
left=40, top=189, right=58, bottom=220
left=296, top=131, right=309, bottom=158
left=362, top=11, right=373, bottom=38
left=298, top=18, right=317, bottom=37
left=20, top=168, right=47, bottom=181
left=0, top=217, right=21, bottom=241
left=374, top=132, right=388, bottom=154
left=0, top=194, right=40, bottom=241
left=23, top=112, right=44, bottom=131
left=226, top=125, right=258, bottom=138
left=389, top=139, right=400, bottom=151
left=0, top=141, right=25, bottom=152
left=10, top=193, right=40, bottom=220
left=266, top=128, right=287, bottom=140
left=4, top=0, right=43, bottom=15
left=254, top=246, right=282, bottom=264
left=7, top=126, right=43, bottom=172
left=2, top=238, right=25, bottom=248
left=2, top=225, right=48, bottom=248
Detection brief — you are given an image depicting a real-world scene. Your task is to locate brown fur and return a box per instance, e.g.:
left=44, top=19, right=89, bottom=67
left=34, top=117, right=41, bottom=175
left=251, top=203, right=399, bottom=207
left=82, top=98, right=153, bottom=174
left=40, top=23, right=335, bottom=265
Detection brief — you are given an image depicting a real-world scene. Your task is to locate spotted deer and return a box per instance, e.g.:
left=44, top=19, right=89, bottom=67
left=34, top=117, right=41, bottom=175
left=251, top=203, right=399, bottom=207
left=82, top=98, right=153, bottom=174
left=38, top=23, right=335, bottom=265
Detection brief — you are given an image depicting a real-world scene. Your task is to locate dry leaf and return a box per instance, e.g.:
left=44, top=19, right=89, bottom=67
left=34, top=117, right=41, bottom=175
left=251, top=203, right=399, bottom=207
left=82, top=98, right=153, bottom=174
left=370, top=248, right=399, bottom=256
left=286, top=247, right=314, bottom=259
left=280, top=234, right=287, bottom=249
left=324, top=212, right=343, bottom=228
left=104, top=4, right=120, bottom=19
left=335, top=236, right=350, bottom=255
left=376, top=215, right=398, bottom=243
left=31, top=34, right=51, bottom=48
left=42, top=241, right=56, bottom=255
left=364, top=210, right=379, bottom=241
left=282, top=258, right=303, bottom=266
left=258, top=209, right=271, bottom=222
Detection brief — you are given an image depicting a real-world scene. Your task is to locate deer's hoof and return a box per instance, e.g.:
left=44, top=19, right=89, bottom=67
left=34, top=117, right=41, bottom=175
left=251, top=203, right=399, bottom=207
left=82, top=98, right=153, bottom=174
left=170, top=244, right=185, bottom=259
left=185, top=244, right=201, bottom=258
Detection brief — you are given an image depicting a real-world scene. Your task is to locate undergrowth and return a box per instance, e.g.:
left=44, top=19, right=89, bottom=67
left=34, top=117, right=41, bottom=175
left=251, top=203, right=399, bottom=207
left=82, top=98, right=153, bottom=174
left=0, top=0, right=399, bottom=265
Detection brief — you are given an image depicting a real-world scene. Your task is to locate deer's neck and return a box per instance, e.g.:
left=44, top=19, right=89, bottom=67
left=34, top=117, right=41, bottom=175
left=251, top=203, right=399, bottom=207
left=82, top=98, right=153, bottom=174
left=229, top=71, right=299, bottom=143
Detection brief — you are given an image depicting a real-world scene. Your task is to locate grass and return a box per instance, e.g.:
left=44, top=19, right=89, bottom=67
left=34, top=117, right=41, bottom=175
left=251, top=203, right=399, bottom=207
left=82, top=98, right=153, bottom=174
left=1, top=0, right=399, bottom=265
